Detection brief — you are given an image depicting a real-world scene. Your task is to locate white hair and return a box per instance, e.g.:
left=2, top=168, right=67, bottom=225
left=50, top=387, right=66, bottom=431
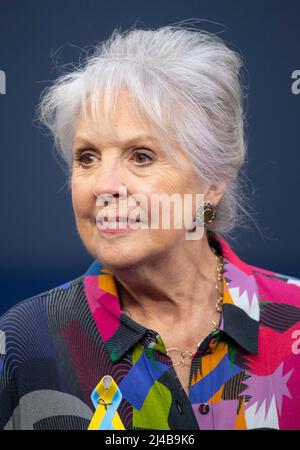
left=35, top=20, right=256, bottom=240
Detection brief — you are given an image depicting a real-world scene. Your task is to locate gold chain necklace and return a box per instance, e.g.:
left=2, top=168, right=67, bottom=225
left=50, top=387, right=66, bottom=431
left=120, top=249, right=225, bottom=367
left=166, top=250, right=224, bottom=367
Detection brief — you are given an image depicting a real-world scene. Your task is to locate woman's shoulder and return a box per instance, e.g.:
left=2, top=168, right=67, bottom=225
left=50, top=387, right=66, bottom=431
left=0, top=275, right=85, bottom=325
left=249, top=261, right=300, bottom=286
left=218, top=232, right=300, bottom=303
left=0, top=275, right=86, bottom=373
left=0, top=274, right=91, bottom=430
left=248, top=262, right=300, bottom=305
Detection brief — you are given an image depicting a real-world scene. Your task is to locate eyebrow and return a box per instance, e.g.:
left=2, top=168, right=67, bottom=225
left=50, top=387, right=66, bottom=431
left=73, top=134, right=159, bottom=148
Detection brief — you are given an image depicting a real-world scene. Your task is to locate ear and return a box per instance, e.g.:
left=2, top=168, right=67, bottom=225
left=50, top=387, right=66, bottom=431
left=205, top=182, right=225, bottom=205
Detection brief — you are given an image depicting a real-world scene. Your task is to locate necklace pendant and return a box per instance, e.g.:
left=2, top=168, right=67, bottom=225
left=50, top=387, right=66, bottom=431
left=180, top=350, right=193, bottom=365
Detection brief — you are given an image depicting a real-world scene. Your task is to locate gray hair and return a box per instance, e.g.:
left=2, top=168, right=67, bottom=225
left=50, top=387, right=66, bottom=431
left=36, top=21, right=256, bottom=240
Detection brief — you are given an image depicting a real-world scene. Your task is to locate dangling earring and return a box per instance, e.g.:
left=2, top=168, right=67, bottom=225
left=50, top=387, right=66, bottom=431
left=196, top=201, right=217, bottom=226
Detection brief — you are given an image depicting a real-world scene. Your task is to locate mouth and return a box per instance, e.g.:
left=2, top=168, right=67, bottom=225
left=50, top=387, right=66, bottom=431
left=96, top=215, right=142, bottom=231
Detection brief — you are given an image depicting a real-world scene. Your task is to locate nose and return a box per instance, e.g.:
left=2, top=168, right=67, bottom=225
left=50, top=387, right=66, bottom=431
left=92, top=155, right=127, bottom=203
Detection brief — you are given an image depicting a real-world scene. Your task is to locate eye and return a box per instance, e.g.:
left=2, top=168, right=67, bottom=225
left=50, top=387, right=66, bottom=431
left=73, top=151, right=97, bottom=168
left=130, top=150, right=153, bottom=165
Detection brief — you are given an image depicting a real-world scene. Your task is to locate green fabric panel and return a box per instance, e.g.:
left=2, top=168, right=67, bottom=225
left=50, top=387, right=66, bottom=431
left=132, top=380, right=171, bottom=430
left=132, top=342, right=144, bottom=364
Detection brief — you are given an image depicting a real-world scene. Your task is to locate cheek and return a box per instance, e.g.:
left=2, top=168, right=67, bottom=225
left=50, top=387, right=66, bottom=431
left=71, top=178, right=93, bottom=219
left=149, top=167, right=196, bottom=198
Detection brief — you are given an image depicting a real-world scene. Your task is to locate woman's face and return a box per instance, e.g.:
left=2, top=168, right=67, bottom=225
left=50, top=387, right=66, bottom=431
left=71, top=89, right=223, bottom=269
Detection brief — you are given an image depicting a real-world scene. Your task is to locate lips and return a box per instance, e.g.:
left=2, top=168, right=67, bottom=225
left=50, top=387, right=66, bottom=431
left=95, top=211, right=143, bottom=233
left=96, top=215, right=141, bottom=225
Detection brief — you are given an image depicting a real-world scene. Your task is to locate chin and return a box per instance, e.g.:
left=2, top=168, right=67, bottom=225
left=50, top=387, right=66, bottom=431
left=91, top=235, right=143, bottom=266
left=96, top=249, right=146, bottom=270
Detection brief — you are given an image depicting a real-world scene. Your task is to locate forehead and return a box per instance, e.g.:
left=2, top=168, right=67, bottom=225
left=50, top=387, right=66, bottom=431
left=72, top=89, right=192, bottom=172
left=74, top=90, right=159, bottom=147
left=73, top=119, right=160, bottom=149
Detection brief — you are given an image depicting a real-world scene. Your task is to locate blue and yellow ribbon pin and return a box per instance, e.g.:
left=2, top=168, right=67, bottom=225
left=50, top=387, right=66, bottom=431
left=88, top=375, right=125, bottom=430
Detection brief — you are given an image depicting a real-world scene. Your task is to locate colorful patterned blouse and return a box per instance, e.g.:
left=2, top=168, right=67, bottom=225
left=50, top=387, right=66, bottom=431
left=1, top=231, right=300, bottom=430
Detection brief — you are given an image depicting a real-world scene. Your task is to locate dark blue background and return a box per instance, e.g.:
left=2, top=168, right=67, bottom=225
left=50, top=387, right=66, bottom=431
left=0, top=0, right=299, bottom=316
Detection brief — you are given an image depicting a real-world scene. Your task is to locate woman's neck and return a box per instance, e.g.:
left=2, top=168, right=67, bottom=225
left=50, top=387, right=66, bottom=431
left=111, top=231, right=221, bottom=327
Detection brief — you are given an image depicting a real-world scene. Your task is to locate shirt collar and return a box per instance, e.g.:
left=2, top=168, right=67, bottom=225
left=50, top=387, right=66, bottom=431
left=83, top=231, right=260, bottom=362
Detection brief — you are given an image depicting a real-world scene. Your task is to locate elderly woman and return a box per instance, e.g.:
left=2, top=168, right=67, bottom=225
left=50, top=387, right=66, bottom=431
left=1, top=23, right=300, bottom=431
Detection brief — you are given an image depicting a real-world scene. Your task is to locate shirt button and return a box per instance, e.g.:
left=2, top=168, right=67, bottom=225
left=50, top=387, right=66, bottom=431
left=199, top=403, right=210, bottom=415
left=175, top=399, right=184, bottom=415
